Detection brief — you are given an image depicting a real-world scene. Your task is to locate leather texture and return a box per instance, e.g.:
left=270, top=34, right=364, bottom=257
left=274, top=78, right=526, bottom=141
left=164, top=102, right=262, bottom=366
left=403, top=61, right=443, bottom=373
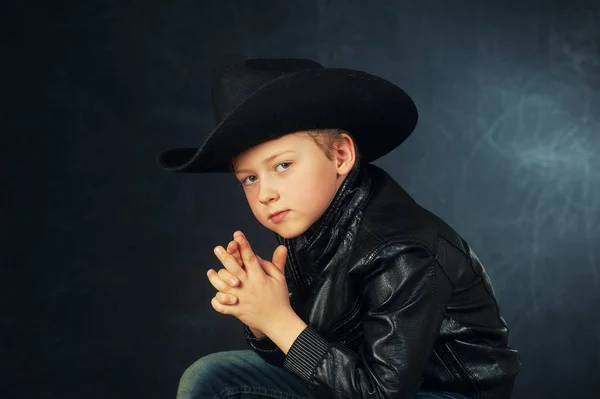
left=244, top=161, right=521, bottom=399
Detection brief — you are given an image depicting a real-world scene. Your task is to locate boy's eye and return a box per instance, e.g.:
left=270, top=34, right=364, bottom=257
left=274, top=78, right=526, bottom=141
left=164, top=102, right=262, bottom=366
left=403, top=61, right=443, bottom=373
left=276, top=162, right=291, bottom=171
left=240, top=162, right=292, bottom=185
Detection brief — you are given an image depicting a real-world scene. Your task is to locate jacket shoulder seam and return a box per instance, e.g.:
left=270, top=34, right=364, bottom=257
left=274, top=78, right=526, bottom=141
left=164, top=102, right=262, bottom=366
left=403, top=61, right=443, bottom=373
left=363, top=236, right=455, bottom=289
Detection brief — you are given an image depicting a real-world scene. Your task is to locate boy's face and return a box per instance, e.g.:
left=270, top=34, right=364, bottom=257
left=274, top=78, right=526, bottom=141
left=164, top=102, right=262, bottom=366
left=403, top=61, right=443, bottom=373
left=232, top=130, right=356, bottom=239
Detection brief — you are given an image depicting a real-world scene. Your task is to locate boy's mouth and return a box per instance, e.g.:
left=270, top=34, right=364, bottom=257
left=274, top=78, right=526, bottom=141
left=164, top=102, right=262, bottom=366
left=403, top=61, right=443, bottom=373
left=269, top=209, right=289, bottom=218
left=269, top=210, right=290, bottom=222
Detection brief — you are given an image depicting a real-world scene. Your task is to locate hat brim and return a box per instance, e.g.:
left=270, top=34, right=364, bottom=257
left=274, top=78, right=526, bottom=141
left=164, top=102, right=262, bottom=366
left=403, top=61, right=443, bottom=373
left=157, top=68, right=418, bottom=173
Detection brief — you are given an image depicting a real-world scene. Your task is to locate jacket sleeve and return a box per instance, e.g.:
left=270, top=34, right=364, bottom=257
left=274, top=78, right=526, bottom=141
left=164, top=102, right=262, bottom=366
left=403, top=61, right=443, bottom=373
left=282, top=242, right=453, bottom=399
left=243, top=324, right=285, bottom=367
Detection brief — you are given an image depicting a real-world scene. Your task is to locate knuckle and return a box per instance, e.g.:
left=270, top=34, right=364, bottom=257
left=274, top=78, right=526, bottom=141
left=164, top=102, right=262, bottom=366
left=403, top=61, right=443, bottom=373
left=217, top=268, right=231, bottom=280
left=215, top=272, right=231, bottom=290
left=216, top=297, right=227, bottom=313
left=212, top=281, right=227, bottom=293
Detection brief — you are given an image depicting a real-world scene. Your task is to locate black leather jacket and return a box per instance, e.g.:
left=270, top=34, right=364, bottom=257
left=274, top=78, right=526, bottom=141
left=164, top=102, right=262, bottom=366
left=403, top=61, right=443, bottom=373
left=244, top=162, right=521, bottom=399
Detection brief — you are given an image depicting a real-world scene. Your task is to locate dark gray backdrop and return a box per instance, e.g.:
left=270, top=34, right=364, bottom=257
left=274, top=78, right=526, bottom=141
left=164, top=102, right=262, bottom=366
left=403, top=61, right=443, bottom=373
left=4, top=1, right=599, bottom=398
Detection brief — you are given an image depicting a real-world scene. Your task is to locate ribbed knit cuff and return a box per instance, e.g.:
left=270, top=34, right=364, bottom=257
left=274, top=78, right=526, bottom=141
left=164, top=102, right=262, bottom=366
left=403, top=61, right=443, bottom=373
left=283, top=326, right=330, bottom=382
left=244, top=324, right=280, bottom=352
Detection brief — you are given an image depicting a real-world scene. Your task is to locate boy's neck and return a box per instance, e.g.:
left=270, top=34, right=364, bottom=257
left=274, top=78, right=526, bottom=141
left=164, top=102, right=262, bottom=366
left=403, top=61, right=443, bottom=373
left=297, top=161, right=364, bottom=243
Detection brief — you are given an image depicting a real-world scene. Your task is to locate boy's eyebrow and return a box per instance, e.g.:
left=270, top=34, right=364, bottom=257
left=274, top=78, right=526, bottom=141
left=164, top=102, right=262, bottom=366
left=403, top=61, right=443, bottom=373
left=234, top=150, right=296, bottom=174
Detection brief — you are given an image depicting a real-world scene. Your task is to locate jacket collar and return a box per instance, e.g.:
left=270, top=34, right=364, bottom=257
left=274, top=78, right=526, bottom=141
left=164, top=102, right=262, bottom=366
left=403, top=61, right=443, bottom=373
left=274, top=161, right=374, bottom=295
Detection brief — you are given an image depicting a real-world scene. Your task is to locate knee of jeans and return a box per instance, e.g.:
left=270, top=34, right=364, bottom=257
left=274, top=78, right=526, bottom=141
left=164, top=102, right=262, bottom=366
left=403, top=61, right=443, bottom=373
left=179, top=351, right=243, bottom=389
left=180, top=353, right=219, bottom=383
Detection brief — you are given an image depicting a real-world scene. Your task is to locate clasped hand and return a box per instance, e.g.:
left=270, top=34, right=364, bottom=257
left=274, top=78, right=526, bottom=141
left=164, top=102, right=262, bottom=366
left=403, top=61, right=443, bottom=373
left=207, top=231, right=291, bottom=334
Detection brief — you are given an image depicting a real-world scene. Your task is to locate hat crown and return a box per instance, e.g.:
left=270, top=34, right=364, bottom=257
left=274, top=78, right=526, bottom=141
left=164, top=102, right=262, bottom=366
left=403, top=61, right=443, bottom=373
left=211, top=59, right=323, bottom=124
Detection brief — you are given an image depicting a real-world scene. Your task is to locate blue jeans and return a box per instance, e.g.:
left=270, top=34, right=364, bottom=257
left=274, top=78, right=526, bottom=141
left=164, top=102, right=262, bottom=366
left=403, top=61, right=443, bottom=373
left=177, top=349, right=470, bottom=399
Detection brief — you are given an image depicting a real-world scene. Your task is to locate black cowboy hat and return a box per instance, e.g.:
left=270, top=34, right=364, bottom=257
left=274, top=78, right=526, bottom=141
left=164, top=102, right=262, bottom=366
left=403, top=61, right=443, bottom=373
left=157, top=58, right=418, bottom=173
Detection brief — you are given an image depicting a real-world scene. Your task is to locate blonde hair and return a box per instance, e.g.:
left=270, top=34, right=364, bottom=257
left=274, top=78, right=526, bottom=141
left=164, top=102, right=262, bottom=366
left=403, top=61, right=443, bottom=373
left=228, top=129, right=362, bottom=174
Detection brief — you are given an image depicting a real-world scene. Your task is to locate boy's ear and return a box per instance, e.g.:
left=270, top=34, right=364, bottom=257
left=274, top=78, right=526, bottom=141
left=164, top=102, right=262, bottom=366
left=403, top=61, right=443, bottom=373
left=334, top=133, right=357, bottom=175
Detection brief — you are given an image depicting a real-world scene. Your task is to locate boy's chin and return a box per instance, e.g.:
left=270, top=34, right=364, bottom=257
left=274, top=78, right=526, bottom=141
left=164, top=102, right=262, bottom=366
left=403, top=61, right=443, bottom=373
left=269, top=226, right=306, bottom=240
left=272, top=231, right=298, bottom=239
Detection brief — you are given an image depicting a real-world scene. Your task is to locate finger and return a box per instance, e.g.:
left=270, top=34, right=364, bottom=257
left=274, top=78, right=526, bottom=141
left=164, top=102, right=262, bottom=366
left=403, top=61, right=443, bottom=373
left=226, top=240, right=242, bottom=265
left=257, top=253, right=281, bottom=278
left=214, top=245, right=246, bottom=280
left=226, top=240, right=244, bottom=268
left=211, top=296, right=233, bottom=315
left=254, top=253, right=269, bottom=272
left=217, top=268, right=240, bottom=287
left=256, top=246, right=287, bottom=280
left=256, top=254, right=274, bottom=274
left=216, top=292, right=238, bottom=305
left=233, top=232, right=261, bottom=274
left=207, top=269, right=233, bottom=293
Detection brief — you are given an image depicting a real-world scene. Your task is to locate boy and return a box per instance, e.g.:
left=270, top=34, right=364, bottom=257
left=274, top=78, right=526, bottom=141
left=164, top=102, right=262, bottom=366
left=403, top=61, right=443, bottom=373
left=158, top=59, right=521, bottom=399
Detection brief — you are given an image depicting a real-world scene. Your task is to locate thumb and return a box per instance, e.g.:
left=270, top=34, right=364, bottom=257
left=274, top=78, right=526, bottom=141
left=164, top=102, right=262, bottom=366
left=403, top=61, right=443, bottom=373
left=271, top=245, right=287, bottom=274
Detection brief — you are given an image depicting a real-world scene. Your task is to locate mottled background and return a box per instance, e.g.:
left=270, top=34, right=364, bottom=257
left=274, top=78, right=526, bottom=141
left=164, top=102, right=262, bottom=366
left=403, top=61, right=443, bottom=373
left=4, top=1, right=599, bottom=398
